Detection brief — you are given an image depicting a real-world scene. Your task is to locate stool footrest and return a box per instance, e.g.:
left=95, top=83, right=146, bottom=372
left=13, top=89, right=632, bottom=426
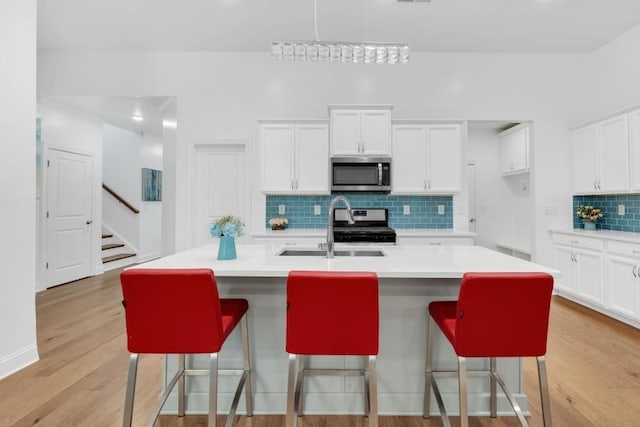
left=303, top=368, right=367, bottom=377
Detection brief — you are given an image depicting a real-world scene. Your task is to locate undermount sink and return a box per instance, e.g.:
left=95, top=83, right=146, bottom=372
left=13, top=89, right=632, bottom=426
left=277, top=249, right=386, bottom=257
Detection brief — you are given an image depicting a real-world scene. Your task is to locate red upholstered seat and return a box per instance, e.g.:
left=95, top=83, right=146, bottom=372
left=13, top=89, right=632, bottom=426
left=424, top=272, right=554, bottom=427
left=120, top=268, right=253, bottom=427
left=429, top=272, right=554, bottom=357
left=286, top=270, right=379, bottom=356
left=285, top=271, right=379, bottom=427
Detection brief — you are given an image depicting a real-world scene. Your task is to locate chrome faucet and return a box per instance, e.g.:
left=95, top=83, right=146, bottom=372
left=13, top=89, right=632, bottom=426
left=326, top=195, right=355, bottom=258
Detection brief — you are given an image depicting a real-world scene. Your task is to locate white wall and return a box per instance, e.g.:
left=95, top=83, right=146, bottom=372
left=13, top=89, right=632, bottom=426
left=102, top=124, right=140, bottom=249
left=0, top=0, right=38, bottom=379
left=139, top=134, right=163, bottom=261
left=37, top=102, right=104, bottom=286
left=37, top=50, right=579, bottom=267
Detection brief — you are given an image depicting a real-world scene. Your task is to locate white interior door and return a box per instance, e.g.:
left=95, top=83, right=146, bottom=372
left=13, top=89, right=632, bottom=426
left=194, top=144, right=247, bottom=247
left=46, top=149, right=93, bottom=286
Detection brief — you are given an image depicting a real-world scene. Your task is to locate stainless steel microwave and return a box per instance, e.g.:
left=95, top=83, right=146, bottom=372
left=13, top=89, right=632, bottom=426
left=331, top=157, right=391, bottom=193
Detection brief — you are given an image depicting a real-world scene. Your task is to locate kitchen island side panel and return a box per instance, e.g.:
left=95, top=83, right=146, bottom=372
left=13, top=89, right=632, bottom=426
left=160, top=276, right=525, bottom=416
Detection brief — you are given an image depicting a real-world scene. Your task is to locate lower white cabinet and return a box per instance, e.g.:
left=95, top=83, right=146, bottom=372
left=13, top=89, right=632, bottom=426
left=551, top=231, right=640, bottom=328
left=551, top=239, right=604, bottom=307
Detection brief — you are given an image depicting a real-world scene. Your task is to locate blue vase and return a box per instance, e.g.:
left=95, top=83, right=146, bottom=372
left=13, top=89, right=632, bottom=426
left=217, top=236, right=237, bottom=260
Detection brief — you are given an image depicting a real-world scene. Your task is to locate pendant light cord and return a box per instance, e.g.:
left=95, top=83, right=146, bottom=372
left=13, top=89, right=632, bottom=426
left=314, top=0, right=320, bottom=41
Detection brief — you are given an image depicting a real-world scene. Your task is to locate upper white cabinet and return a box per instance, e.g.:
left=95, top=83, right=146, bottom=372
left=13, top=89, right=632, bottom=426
left=260, top=122, right=329, bottom=194
left=500, top=124, right=529, bottom=175
left=629, top=109, right=640, bottom=191
left=391, top=123, right=462, bottom=194
left=572, top=113, right=630, bottom=194
left=329, top=106, right=392, bottom=156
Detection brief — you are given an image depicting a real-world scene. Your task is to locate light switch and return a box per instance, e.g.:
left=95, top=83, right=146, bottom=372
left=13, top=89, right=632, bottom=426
left=403, top=204, right=411, bottom=215
left=618, top=204, right=626, bottom=216
left=314, top=205, right=321, bottom=215
left=438, top=205, right=445, bottom=215
left=278, top=205, right=286, bottom=215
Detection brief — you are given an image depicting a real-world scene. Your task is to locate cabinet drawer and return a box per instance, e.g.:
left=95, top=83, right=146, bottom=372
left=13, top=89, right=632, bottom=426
left=551, top=233, right=603, bottom=251
left=607, top=240, right=640, bottom=257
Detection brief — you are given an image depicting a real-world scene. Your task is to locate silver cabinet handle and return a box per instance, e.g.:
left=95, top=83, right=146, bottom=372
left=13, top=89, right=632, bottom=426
left=598, top=179, right=602, bottom=190
left=424, top=180, right=427, bottom=190
left=633, top=265, right=637, bottom=278
left=86, top=220, right=92, bottom=225
left=570, top=240, right=579, bottom=244
left=427, top=180, right=431, bottom=190
left=594, top=180, right=598, bottom=190
left=295, top=179, right=299, bottom=190
left=429, top=242, right=442, bottom=246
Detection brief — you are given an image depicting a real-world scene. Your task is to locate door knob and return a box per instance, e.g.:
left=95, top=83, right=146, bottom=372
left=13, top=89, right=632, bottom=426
left=86, top=220, right=93, bottom=225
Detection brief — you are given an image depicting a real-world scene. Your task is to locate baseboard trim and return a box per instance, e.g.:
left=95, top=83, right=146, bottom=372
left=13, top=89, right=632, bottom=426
left=0, top=344, right=39, bottom=380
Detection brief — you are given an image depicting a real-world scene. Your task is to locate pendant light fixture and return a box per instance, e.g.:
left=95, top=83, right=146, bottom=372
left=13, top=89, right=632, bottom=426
left=271, top=0, right=410, bottom=64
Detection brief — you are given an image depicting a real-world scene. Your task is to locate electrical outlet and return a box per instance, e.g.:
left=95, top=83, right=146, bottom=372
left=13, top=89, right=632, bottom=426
left=278, top=205, right=286, bottom=215
left=314, top=205, right=321, bottom=215
left=403, top=204, right=411, bottom=215
left=438, top=205, right=445, bottom=215
left=618, top=204, right=626, bottom=216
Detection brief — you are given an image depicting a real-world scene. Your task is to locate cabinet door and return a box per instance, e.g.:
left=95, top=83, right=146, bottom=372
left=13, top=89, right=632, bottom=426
left=598, top=114, right=629, bottom=192
left=500, top=127, right=528, bottom=175
left=330, top=110, right=361, bottom=155
left=552, top=245, right=576, bottom=294
left=630, top=110, right=640, bottom=190
left=574, top=249, right=605, bottom=307
left=361, top=110, right=391, bottom=155
left=426, top=124, right=462, bottom=193
left=295, top=124, right=330, bottom=194
left=391, top=125, right=428, bottom=193
left=572, top=125, right=599, bottom=193
left=261, top=124, right=295, bottom=193
left=607, top=255, right=639, bottom=319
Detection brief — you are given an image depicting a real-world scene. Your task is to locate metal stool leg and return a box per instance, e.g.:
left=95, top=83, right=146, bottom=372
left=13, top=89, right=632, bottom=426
left=537, top=356, right=553, bottom=427
left=458, top=356, right=469, bottom=427
left=286, top=354, right=298, bottom=427
left=122, top=354, right=139, bottom=427
left=368, top=355, right=379, bottom=427
left=241, top=315, right=254, bottom=417
left=209, top=353, right=219, bottom=427
left=297, top=355, right=306, bottom=417
left=423, top=314, right=435, bottom=418
left=178, top=354, right=185, bottom=417
left=490, top=357, right=497, bottom=418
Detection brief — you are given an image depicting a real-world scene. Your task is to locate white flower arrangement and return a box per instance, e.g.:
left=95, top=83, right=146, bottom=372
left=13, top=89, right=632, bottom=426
left=576, top=205, right=604, bottom=222
left=269, top=217, right=288, bottom=230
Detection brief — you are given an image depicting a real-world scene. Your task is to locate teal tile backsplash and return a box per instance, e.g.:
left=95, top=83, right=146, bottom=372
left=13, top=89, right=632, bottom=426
left=266, top=194, right=453, bottom=229
left=573, top=195, right=640, bottom=232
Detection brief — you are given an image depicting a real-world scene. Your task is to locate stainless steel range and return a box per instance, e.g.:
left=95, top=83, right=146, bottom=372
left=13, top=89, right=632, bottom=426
left=333, top=208, right=397, bottom=244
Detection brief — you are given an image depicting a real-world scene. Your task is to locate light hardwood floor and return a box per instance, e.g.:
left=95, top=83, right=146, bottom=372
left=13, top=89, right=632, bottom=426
left=1, top=268, right=639, bottom=427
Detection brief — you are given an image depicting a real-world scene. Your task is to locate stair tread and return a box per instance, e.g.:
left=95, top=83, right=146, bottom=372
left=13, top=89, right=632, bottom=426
left=102, top=233, right=113, bottom=239
left=102, top=253, right=136, bottom=263
left=102, top=243, right=125, bottom=250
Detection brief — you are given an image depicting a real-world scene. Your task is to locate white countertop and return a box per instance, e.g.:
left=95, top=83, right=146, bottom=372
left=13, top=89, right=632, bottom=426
left=137, top=243, right=557, bottom=279
left=550, top=228, right=640, bottom=244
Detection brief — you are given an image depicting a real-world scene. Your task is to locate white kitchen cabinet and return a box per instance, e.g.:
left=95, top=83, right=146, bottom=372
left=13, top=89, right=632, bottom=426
left=606, top=240, right=640, bottom=322
left=629, top=109, right=640, bottom=190
left=572, top=113, right=630, bottom=194
left=500, top=125, right=529, bottom=175
left=551, top=233, right=605, bottom=307
left=391, top=123, right=462, bottom=194
left=260, top=122, right=329, bottom=194
left=329, top=106, right=392, bottom=156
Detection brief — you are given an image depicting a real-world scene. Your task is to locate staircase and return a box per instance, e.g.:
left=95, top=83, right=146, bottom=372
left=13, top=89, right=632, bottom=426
left=102, top=229, right=137, bottom=271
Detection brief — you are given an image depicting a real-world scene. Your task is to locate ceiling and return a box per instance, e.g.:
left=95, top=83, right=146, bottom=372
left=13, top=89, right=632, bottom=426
left=39, top=96, right=171, bottom=140
left=37, top=0, right=640, bottom=54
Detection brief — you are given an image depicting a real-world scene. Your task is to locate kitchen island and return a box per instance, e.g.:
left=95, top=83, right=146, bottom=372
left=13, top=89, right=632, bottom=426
left=136, top=243, right=558, bottom=416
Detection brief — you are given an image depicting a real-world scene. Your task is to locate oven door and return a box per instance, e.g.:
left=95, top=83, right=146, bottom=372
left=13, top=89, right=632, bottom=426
left=331, top=157, right=391, bottom=192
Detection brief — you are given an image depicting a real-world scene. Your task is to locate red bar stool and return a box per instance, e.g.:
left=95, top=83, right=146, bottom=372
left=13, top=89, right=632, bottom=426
left=285, top=271, right=379, bottom=427
left=424, top=272, right=554, bottom=427
left=120, top=268, right=253, bottom=427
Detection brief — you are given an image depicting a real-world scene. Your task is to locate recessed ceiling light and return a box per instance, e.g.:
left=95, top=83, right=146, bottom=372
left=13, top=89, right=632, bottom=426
left=132, top=115, right=144, bottom=122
